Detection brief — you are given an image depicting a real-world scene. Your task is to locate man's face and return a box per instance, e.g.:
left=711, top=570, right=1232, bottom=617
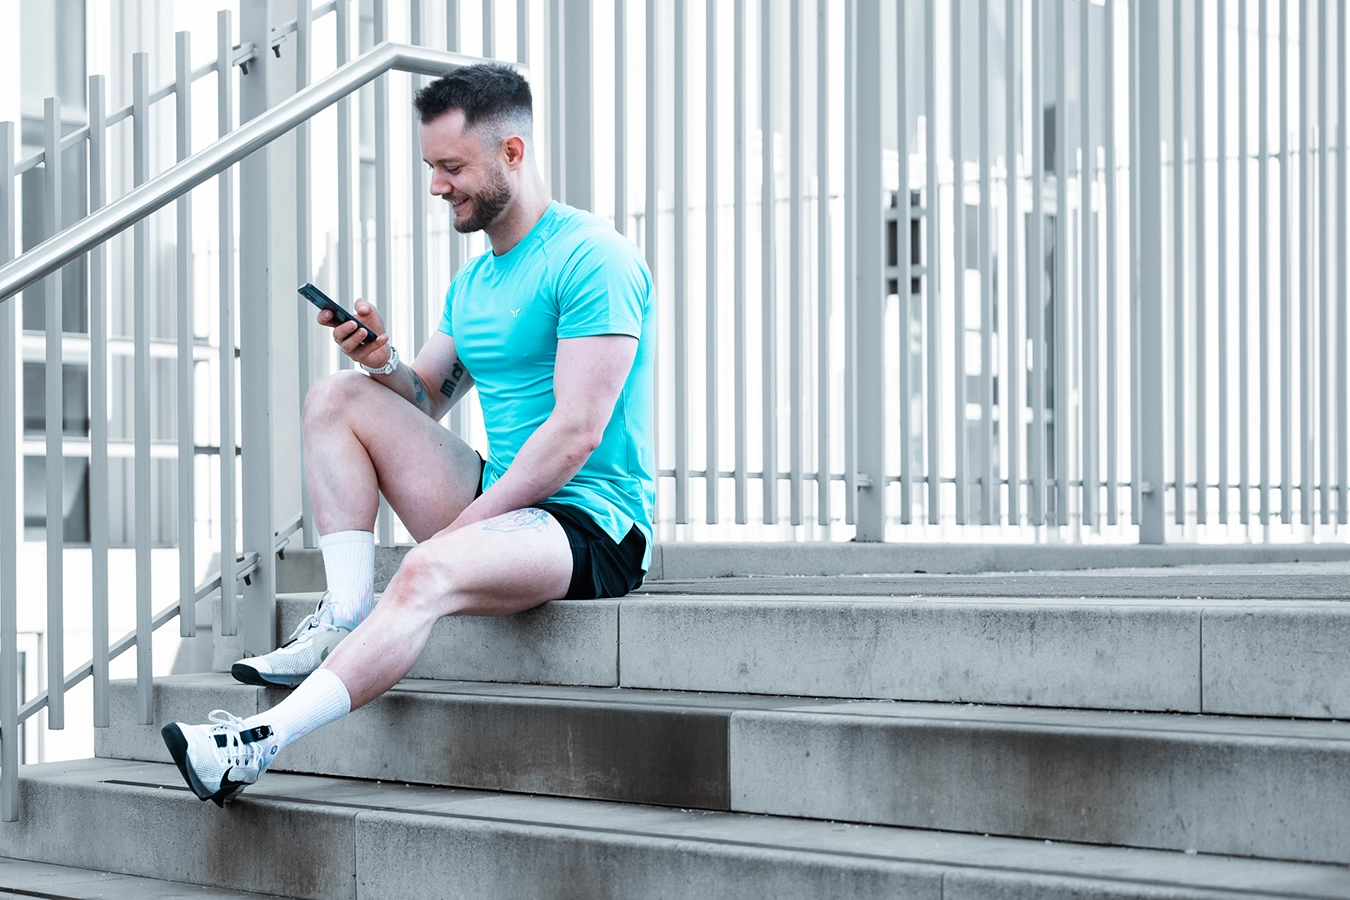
left=419, top=109, right=514, bottom=234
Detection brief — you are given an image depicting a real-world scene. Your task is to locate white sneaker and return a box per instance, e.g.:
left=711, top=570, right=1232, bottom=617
left=231, top=595, right=352, bottom=687
left=161, top=710, right=278, bottom=806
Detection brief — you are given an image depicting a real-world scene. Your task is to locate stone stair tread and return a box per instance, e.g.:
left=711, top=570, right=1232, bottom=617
left=0, top=855, right=298, bottom=900
left=7, top=758, right=1350, bottom=900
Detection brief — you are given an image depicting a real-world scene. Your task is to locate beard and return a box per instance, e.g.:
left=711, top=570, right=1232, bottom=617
left=451, top=162, right=513, bottom=234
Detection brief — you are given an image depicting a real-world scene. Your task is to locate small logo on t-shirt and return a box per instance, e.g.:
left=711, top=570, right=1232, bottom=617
left=510, top=308, right=522, bottom=319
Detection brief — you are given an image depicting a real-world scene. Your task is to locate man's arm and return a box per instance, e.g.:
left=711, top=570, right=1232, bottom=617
left=443, top=333, right=638, bottom=532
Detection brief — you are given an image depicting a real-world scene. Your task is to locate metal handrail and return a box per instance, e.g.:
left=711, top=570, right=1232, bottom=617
left=0, top=41, right=506, bottom=303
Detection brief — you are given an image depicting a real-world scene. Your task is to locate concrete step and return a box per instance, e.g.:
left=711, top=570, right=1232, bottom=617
left=0, top=856, right=294, bottom=900
left=6, top=758, right=1350, bottom=900
left=100, top=675, right=1350, bottom=865
left=216, top=593, right=1350, bottom=718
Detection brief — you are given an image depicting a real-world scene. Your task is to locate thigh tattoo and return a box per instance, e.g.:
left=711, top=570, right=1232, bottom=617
left=482, top=509, right=552, bottom=532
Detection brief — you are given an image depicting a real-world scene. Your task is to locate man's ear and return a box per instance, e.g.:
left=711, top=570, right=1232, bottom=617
left=501, top=134, right=527, bottom=170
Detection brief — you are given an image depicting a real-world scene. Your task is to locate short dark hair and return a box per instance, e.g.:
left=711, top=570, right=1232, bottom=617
left=413, top=63, right=533, bottom=140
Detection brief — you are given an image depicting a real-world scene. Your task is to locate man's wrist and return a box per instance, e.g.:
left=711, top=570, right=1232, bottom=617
left=360, top=345, right=399, bottom=376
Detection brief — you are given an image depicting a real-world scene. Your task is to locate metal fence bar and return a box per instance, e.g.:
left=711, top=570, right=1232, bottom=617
left=447, top=0, right=467, bottom=438
left=218, top=10, right=239, bottom=636
left=1171, top=0, right=1185, bottom=528
left=706, top=0, right=720, bottom=525
left=176, top=32, right=197, bottom=636
left=1129, top=0, right=1141, bottom=526
left=925, top=0, right=942, bottom=524
left=297, top=0, right=317, bottom=549
left=1138, top=0, right=1166, bottom=543
left=855, top=0, right=884, bottom=540
left=1217, top=0, right=1229, bottom=525
left=1104, top=0, right=1118, bottom=526
left=1299, top=0, right=1312, bottom=526
left=1317, top=0, right=1331, bottom=525
left=516, top=0, right=527, bottom=62
left=733, top=0, right=748, bottom=524
left=843, top=0, right=856, bottom=527
left=1005, top=0, right=1021, bottom=527
left=1239, top=0, right=1252, bottom=527
left=1029, top=0, right=1045, bottom=527
left=1054, top=0, right=1069, bottom=526
left=760, top=0, right=778, bottom=525
left=1280, top=0, right=1293, bottom=524
left=644, top=0, right=661, bottom=520
left=1260, top=0, right=1272, bottom=526
left=673, top=0, right=689, bottom=524
left=951, top=0, right=967, bottom=526
left=2, top=120, right=19, bottom=822
left=374, top=0, right=395, bottom=545
left=1081, top=0, right=1097, bottom=530
left=42, top=97, right=66, bottom=731
left=1194, top=0, right=1207, bottom=526
left=615, top=0, right=626, bottom=238
left=897, top=0, right=912, bottom=525
left=132, top=52, right=154, bottom=724
left=549, top=0, right=563, bottom=197
left=789, top=0, right=804, bottom=526
left=1339, top=0, right=1348, bottom=525
left=483, top=0, right=495, bottom=57
left=411, top=0, right=428, bottom=355
left=979, top=0, right=993, bottom=526
left=816, top=0, right=831, bottom=527
left=88, top=74, right=110, bottom=725
left=338, top=0, right=355, bottom=372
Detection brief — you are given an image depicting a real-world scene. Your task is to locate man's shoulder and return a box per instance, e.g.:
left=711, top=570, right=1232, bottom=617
left=543, top=204, right=642, bottom=258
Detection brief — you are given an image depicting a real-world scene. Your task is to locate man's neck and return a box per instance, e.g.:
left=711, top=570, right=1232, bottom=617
left=485, top=180, right=552, bottom=256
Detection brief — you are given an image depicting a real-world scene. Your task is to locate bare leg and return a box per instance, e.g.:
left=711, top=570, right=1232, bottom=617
left=320, top=508, right=573, bottom=709
left=303, top=370, right=482, bottom=540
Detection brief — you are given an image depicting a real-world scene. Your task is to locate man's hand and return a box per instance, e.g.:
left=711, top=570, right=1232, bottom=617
left=320, top=299, right=391, bottom=369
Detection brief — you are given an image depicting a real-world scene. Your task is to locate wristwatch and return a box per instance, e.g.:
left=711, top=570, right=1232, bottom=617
left=360, top=345, right=399, bottom=376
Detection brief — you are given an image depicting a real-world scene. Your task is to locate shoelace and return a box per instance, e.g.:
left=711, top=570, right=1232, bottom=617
left=206, top=710, right=270, bottom=769
left=285, top=595, right=347, bottom=645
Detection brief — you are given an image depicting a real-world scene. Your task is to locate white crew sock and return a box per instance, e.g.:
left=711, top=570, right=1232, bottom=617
left=319, top=530, right=375, bottom=630
left=245, top=667, right=352, bottom=751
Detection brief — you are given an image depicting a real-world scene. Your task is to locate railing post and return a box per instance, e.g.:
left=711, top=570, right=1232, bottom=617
left=1136, top=0, right=1166, bottom=543
left=853, top=0, right=885, bottom=540
left=1, top=121, right=20, bottom=823
left=559, top=0, right=593, bottom=211
left=238, top=0, right=281, bottom=655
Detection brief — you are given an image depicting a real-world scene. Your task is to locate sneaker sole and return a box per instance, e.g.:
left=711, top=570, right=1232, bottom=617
left=160, top=723, right=248, bottom=808
left=231, top=662, right=307, bottom=688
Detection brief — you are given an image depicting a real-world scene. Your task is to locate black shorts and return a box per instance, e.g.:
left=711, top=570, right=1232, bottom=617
left=475, top=455, right=647, bottom=600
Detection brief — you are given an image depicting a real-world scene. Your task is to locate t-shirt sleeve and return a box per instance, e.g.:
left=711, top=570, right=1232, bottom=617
left=436, top=277, right=458, bottom=337
left=555, top=232, right=650, bottom=340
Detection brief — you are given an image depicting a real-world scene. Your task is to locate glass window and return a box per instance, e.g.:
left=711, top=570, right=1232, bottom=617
left=21, top=0, right=86, bottom=113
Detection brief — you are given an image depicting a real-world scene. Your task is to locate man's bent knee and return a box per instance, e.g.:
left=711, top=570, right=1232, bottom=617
left=303, top=370, right=380, bottom=434
left=380, top=543, right=467, bottom=618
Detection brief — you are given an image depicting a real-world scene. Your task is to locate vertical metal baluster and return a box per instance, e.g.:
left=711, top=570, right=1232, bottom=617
left=644, top=0, right=661, bottom=521
left=1105, top=0, right=1119, bottom=525
left=549, top=0, right=564, bottom=199
left=1218, top=0, right=1230, bottom=526
left=1299, top=0, right=1312, bottom=526
left=1280, top=0, right=1293, bottom=524
left=483, top=0, right=495, bottom=57
left=218, top=11, right=238, bottom=637
left=673, top=0, right=688, bottom=524
left=1195, top=0, right=1207, bottom=527
left=1339, top=0, right=1348, bottom=526
left=43, top=97, right=66, bottom=730
left=789, top=0, right=803, bottom=526
left=925, top=0, right=942, bottom=524
left=411, top=0, right=428, bottom=358
left=1317, top=0, right=1331, bottom=524
left=88, top=75, right=109, bottom=726
left=706, top=0, right=720, bottom=524
left=1005, top=0, right=1021, bottom=527
left=844, top=0, right=857, bottom=526
left=1029, top=0, right=1045, bottom=527
left=297, top=0, right=316, bottom=548
left=447, top=0, right=467, bottom=440
left=374, top=0, right=394, bottom=544
left=817, top=0, right=831, bottom=527
left=1129, top=0, right=1141, bottom=525
left=897, top=0, right=911, bottom=524
left=1, top=121, right=20, bottom=822
left=1055, top=0, right=1069, bottom=527
left=734, top=0, right=748, bottom=524
left=854, top=0, right=885, bottom=540
left=952, top=0, right=967, bottom=525
left=175, top=33, right=197, bottom=636
left=1081, top=0, right=1097, bottom=530
left=133, top=54, right=153, bottom=725
left=979, top=0, right=994, bottom=526
left=1240, top=0, right=1252, bottom=527
left=338, top=0, right=355, bottom=372
left=1138, top=0, right=1167, bottom=543
left=517, top=0, right=528, bottom=62
left=1260, top=0, right=1272, bottom=526
left=1172, top=0, right=1186, bottom=527
left=615, top=0, right=627, bottom=238
left=761, top=0, right=778, bottom=524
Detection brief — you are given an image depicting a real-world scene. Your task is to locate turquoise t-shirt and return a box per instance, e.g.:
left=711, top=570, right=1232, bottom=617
left=437, top=201, right=656, bottom=569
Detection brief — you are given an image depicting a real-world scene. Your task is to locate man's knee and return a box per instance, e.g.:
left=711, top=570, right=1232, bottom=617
left=382, top=543, right=469, bottom=617
left=303, top=370, right=374, bottom=432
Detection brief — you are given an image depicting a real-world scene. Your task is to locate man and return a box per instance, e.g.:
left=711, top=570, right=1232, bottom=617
left=161, top=63, right=655, bottom=805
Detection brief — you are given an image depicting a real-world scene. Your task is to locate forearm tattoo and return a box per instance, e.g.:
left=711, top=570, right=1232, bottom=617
left=440, top=361, right=466, bottom=401
left=410, top=370, right=428, bottom=407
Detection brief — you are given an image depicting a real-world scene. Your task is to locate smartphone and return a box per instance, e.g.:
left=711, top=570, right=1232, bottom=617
left=298, top=282, right=379, bottom=345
